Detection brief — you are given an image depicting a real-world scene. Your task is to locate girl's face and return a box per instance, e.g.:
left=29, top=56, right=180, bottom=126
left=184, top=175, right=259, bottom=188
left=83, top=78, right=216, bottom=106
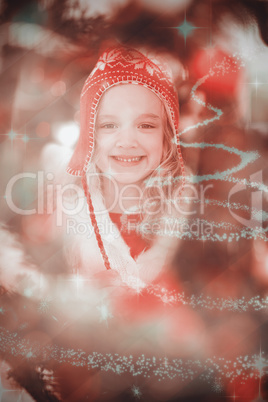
left=94, top=84, right=164, bottom=187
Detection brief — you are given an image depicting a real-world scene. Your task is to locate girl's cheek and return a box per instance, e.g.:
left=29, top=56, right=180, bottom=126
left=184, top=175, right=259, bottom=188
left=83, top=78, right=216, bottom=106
left=97, top=134, right=113, bottom=147
left=94, top=138, right=107, bottom=153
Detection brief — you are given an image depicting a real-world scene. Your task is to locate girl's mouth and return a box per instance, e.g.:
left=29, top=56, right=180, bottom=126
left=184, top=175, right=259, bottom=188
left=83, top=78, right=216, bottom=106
left=111, top=155, right=145, bottom=165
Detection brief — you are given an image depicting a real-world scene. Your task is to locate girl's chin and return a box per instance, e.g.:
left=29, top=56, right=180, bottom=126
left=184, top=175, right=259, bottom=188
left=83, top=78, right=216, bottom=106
left=112, top=175, right=147, bottom=186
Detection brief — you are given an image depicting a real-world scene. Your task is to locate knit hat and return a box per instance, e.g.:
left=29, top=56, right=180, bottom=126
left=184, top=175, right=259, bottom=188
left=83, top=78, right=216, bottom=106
left=67, top=46, right=185, bottom=177
left=67, top=46, right=185, bottom=276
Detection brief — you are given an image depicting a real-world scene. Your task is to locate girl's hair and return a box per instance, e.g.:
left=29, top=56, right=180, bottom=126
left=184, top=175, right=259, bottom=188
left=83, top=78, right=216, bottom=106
left=137, top=107, right=182, bottom=239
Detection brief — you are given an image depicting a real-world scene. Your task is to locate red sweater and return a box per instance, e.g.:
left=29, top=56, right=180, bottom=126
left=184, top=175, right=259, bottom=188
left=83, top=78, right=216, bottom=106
left=109, top=213, right=151, bottom=260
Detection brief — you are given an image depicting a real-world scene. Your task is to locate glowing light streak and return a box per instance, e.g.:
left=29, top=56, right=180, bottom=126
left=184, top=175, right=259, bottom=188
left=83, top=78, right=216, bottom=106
left=139, top=216, right=267, bottom=242
left=146, top=144, right=259, bottom=186
left=224, top=176, right=268, bottom=193
left=0, top=327, right=267, bottom=387
left=176, top=55, right=244, bottom=138
left=179, top=142, right=259, bottom=182
left=143, top=136, right=267, bottom=244
left=192, top=198, right=264, bottom=219
left=145, top=286, right=268, bottom=312
left=162, top=197, right=266, bottom=226
left=178, top=82, right=221, bottom=136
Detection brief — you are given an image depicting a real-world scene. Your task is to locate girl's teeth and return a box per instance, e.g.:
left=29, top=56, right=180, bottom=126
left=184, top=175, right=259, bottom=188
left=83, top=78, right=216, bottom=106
left=114, top=156, right=142, bottom=162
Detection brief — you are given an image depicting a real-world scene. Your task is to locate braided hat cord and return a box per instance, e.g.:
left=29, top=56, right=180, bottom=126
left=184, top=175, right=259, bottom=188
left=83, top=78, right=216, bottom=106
left=81, top=173, right=112, bottom=271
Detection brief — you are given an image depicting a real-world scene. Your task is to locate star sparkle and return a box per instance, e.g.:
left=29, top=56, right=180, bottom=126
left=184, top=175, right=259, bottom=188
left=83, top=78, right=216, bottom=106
left=22, top=134, right=30, bottom=143
left=248, top=73, right=266, bottom=96
left=176, top=16, right=197, bottom=44
left=97, top=303, right=113, bottom=325
left=7, top=129, right=17, bottom=141
left=2, top=128, right=44, bottom=150
left=64, top=271, right=89, bottom=295
left=131, top=385, right=142, bottom=399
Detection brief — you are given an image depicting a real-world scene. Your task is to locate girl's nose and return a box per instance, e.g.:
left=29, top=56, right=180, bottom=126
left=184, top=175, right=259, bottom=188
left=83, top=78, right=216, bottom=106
left=116, top=127, right=138, bottom=148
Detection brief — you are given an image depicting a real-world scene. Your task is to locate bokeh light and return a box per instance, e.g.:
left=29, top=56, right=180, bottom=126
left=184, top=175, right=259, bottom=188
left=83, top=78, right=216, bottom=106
left=53, top=122, right=79, bottom=147
left=50, top=80, right=66, bottom=97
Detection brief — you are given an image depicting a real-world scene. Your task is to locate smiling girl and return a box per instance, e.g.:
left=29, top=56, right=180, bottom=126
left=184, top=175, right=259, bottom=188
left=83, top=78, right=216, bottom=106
left=65, top=46, right=186, bottom=289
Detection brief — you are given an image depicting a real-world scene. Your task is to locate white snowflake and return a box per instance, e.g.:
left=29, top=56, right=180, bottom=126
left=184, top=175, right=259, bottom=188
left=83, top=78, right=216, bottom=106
left=26, top=350, right=34, bottom=359
left=38, top=297, right=52, bottom=313
left=212, top=380, right=223, bottom=393
left=115, top=365, right=122, bottom=375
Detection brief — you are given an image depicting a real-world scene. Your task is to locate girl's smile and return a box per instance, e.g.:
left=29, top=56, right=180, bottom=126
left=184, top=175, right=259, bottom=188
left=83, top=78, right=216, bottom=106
left=94, top=84, right=164, bottom=188
left=110, top=155, right=145, bottom=165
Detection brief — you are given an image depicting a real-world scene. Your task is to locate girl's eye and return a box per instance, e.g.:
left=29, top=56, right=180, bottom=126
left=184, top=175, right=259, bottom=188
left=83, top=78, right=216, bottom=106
left=101, top=123, right=117, bottom=129
left=139, top=124, right=155, bottom=129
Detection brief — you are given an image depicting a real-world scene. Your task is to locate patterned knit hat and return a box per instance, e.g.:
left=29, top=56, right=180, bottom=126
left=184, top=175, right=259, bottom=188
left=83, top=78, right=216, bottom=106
left=67, top=46, right=185, bottom=177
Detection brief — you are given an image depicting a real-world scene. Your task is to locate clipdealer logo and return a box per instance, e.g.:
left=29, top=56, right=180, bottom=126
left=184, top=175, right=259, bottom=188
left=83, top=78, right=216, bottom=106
left=4, top=170, right=264, bottom=231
